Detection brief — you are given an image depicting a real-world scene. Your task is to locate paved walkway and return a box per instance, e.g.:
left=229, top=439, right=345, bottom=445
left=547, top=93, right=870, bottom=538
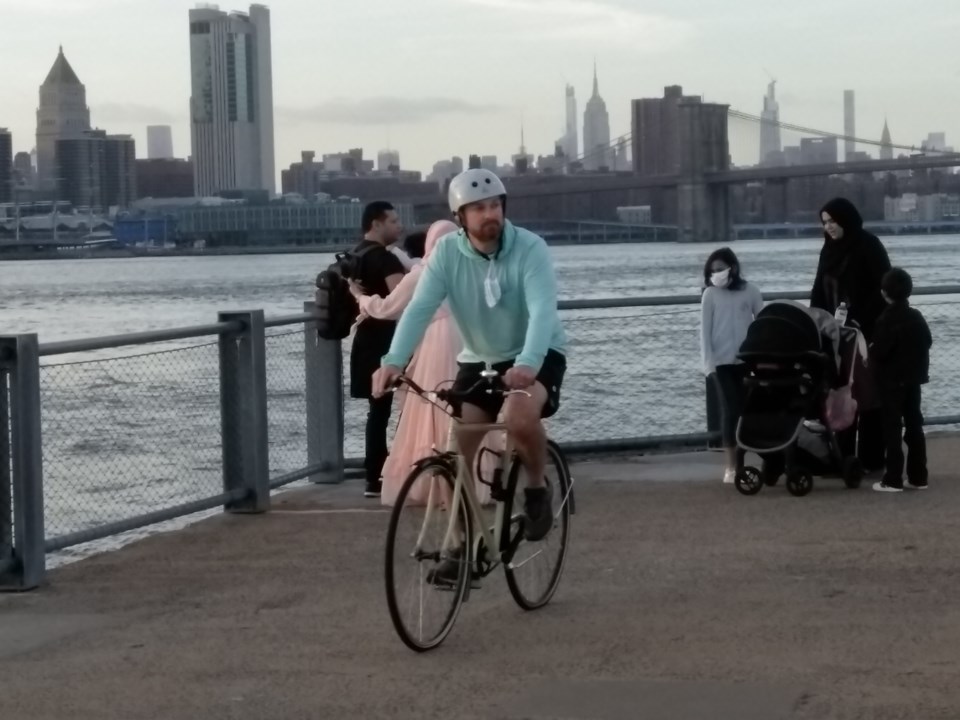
left=2, top=438, right=960, bottom=719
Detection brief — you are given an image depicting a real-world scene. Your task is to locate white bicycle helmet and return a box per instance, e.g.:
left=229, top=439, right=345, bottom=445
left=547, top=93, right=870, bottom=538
left=447, top=169, right=507, bottom=213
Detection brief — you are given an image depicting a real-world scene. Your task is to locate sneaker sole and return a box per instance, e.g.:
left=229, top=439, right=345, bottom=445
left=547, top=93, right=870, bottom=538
left=427, top=572, right=482, bottom=590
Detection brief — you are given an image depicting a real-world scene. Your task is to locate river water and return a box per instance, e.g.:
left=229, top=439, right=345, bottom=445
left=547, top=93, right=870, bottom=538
left=1, top=234, right=957, bottom=555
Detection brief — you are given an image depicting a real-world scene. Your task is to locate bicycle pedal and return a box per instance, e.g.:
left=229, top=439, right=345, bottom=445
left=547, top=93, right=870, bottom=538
left=431, top=576, right=482, bottom=592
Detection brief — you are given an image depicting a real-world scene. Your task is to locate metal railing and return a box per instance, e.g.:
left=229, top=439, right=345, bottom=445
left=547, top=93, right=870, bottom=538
left=1, top=304, right=343, bottom=590
left=2, top=289, right=959, bottom=590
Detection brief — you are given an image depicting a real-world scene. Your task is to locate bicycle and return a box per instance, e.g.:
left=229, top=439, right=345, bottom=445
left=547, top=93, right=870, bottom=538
left=383, top=368, right=575, bottom=652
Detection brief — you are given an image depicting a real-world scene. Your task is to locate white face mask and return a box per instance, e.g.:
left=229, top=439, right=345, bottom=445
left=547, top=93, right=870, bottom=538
left=711, top=268, right=731, bottom=288
left=483, top=259, right=501, bottom=308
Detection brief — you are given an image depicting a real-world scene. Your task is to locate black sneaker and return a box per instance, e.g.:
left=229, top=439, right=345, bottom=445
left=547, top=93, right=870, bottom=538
left=364, top=480, right=382, bottom=498
left=523, top=485, right=554, bottom=542
left=906, top=481, right=929, bottom=490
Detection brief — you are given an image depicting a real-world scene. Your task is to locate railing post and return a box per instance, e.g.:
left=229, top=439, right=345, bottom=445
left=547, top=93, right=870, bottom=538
left=304, top=301, right=344, bottom=484
left=218, top=311, right=270, bottom=513
left=0, top=335, right=46, bottom=591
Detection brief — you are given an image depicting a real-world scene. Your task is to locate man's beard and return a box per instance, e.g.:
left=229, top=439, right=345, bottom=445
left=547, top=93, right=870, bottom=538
left=477, top=220, right=502, bottom=242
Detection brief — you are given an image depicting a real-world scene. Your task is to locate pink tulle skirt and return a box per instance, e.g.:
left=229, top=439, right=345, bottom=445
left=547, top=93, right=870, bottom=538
left=381, top=310, right=501, bottom=507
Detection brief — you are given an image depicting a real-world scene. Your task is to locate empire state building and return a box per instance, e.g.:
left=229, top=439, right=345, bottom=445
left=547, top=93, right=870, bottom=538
left=582, top=63, right=611, bottom=171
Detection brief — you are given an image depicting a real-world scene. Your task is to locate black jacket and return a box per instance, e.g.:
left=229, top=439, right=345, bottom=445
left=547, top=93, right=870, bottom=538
left=348, top=240, right=405, bottom=399
left=870, top=302, right=932, bottom=388
left=810, top=198, right=891, bottom=341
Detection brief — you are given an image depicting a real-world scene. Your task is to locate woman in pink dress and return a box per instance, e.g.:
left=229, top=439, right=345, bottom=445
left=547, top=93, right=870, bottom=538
left=350, top=220, right=498, bottom=507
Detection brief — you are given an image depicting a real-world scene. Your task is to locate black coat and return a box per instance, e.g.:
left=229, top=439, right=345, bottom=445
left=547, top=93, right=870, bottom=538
left=810, top=198, right=891, bottom=341
left=870, top=302, right=932, bottom=389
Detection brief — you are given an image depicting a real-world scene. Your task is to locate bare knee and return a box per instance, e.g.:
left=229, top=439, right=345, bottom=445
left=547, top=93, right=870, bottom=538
left=504, top=390, right=546, bottom=442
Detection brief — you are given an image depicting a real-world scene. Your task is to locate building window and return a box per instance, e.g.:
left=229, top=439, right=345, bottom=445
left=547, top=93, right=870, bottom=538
left=226, top=39, right=237, bottom=122
left=245, top=34, right=256, bottom=122
left=190, top=21, right=210, bottom=34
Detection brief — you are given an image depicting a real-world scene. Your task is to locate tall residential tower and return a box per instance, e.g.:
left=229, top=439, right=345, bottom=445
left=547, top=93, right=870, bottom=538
left=843, top=90, right=855, bottom=160
left=759, top=80, right=781, bottom=166
left=189, top=4, right=276, bottom=196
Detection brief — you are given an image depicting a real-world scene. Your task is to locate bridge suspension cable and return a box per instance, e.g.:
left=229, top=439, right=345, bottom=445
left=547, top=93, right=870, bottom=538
left=728, top=109, right=958, bottom=156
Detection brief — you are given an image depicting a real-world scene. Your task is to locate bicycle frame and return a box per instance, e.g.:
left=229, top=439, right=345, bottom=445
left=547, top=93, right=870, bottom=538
left=415, top=415, right=516, bottom=578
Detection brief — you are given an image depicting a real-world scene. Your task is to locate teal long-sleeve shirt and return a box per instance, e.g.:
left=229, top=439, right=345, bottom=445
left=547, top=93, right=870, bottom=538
left=381, top=221, right=568, bottom=372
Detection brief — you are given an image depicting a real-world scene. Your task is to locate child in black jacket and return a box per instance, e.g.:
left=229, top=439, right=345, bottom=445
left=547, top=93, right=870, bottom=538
left=870, top=268, right=933, bottom=493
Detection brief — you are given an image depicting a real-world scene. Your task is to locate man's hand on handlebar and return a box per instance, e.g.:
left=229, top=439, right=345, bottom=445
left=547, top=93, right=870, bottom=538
left=503, top=365, right=537, bottom=390
left=372, top=364, right=403, bottom=398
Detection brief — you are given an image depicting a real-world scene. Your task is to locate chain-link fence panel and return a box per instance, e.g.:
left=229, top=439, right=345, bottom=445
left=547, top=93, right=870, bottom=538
left=549, top=304, right=705, bottom=443
left=40, top=342, right=223, bottom=541
left=264, top=329, right=308, bottom=479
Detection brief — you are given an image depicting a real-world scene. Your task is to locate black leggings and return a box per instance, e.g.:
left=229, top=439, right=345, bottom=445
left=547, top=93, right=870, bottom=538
left=711, top=364, right=746, bottom=448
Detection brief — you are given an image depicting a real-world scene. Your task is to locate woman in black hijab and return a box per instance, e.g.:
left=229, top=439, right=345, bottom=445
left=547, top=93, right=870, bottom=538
left=811, top=197, right=891, bottom=471
left=811, top=198, right=891, bottom=339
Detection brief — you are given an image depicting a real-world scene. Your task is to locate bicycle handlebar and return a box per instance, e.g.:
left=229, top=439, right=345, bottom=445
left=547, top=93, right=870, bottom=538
left=391, top=369, right=532, bottom=403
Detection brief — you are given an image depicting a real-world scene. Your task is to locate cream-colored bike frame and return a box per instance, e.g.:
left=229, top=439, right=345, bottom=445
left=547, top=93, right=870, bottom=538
left=412, top=390, right=526, bottom=572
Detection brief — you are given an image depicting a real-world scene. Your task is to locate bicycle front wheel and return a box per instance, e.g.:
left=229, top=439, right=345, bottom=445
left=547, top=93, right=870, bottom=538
left=503, top=439, right=573, bottom=610
left=384, top=458, right=472, bottom=652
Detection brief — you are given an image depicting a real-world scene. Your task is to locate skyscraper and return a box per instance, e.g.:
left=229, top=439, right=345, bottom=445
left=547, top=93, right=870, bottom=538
left=843, top=90, right=855, bottom=161
left=377, top=149, right=400, bottom=172
left=759, top=80, right=781, bottom=166
left=511, top=122, right=534, bottom=172
left=555, top=84, right=578, bottom=162
left=582, top=63, right=611, bottom=171
left=189, top=4, right=276, bottom=197
left=35, top=46, right=91, bottom=193
left=57, top=130, right=136, bottom=211
left=0, top=129, right=12, bottom=203
left=14, top=151, right=35, bottom=190
left=880, top=119, right=893, bottom=160
left=147, top=125, right=175, bottom=159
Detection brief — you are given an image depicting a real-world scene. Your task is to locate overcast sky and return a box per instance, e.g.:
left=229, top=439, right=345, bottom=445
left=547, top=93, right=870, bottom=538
left=3, top=0, right=957, bottom=179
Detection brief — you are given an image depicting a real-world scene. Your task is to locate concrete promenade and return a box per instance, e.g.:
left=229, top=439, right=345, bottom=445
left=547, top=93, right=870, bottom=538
left=2, top=438, right=959, bottom=719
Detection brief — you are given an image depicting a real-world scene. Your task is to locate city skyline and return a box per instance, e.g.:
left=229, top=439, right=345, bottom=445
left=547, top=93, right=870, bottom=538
left=2, top=0, right=959, bottom=180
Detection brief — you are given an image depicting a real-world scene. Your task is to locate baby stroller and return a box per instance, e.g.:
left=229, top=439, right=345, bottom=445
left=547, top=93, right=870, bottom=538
left=732, top=301, right=865, bottom=497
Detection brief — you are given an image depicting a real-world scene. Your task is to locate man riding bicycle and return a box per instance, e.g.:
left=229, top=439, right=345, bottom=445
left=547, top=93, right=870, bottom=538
left=372, top=168, right=568, bottom=543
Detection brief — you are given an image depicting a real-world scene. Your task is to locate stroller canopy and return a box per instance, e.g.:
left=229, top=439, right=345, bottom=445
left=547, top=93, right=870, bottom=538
left=739, top=301, right=823, bottom=359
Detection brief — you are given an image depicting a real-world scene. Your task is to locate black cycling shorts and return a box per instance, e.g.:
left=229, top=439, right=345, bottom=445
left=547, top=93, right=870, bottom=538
left=450, top=349, right=566, bottom=420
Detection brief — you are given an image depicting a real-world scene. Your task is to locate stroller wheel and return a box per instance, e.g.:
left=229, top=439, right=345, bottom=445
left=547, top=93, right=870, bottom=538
left=735, top=466, right=764, bottom=496
left=842, top=457, right=863, bottom=489
left=786, top=471, right=814, bottom=497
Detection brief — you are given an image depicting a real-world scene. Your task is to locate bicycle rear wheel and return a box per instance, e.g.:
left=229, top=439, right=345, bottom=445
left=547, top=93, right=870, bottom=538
left=503, top=439, right=573, bottom=610
left=384, top=459, right=472, bottom=652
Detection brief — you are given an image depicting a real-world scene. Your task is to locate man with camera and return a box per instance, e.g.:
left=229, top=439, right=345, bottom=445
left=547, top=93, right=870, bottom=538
left=348, top=201, right=405, bottom=497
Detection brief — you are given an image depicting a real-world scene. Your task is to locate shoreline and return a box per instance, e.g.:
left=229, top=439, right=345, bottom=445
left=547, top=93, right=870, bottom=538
left=0, top=229, right=957, bottom=261
left=0, top=237, right=673, bottom=261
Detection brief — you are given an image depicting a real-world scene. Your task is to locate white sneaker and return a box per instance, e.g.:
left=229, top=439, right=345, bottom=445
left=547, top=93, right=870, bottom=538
left=723, top=469, right=736, bottom=485
left=872, top=481, right=903, bottom=493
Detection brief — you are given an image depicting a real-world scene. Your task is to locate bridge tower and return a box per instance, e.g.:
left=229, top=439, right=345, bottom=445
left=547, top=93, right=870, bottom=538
left=676, top=98, right=732, bottom=243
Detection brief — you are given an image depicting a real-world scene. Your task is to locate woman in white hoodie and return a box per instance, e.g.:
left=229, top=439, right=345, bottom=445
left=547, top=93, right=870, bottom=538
left=700, top=247, right=764, bottom=484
